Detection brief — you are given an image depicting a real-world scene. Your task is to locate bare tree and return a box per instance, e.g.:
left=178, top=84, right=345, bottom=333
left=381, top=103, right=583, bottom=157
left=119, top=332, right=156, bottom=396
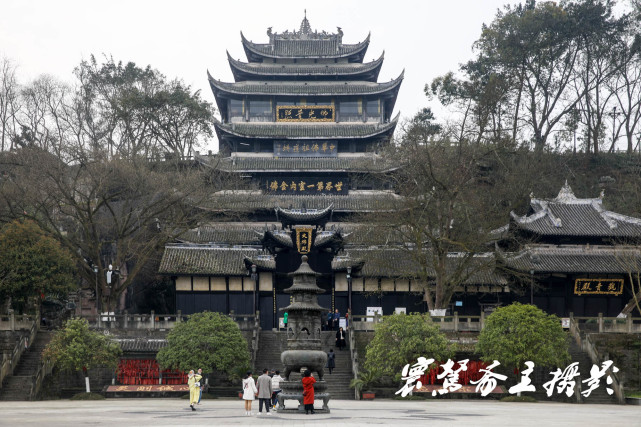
left=0, top=58, right=20, bottom=151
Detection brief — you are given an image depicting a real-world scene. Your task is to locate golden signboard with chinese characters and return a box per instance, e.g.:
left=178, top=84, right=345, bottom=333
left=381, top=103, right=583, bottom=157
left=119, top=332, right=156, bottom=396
left=274, top=141, right=337, bottom=157
left=276, top=105, right=335, bottom=122
left=574, top=278, right=624, bottom=296
left=264, top=178, right=348, bottom=195
left=295, top=227, right=313, bottom=254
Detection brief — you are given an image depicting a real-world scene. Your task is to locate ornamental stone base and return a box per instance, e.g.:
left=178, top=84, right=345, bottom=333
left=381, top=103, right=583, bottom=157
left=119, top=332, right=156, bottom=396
left=277, top=379, right=330, bottom=413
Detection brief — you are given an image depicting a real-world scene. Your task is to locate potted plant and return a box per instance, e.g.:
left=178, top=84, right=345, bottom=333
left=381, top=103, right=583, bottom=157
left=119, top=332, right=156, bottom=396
left=350, top=370, right=380, bottom=400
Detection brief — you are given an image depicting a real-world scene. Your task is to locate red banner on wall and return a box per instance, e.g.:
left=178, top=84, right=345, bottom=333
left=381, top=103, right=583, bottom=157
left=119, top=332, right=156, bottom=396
left=106, top=384, right=189, bottom=392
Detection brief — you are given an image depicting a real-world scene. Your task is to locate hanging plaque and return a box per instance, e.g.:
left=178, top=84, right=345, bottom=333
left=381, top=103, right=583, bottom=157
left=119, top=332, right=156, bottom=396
left=264, top=176, right=348, bottom=195
left=573, top=278, right=623, bottom=296
left=276, top=105, right=335, bottom=122
left=274, top=141, right=338, bottom=157
left=295, top=227, right=314, bottom=254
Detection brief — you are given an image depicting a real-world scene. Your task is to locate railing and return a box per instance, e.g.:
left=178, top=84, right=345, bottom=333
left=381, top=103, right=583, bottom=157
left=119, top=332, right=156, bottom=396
left=568, top=315, right=625, bottom=404
left=30, top=355, right=53, bottom=400
left=583, top=333, right=625, bottom=404
left=350, top=312, right=487, bottom=332
left=80, top=311, right=260, bottom=331
left=0, top=313, right=39, bottom=331
left=0, top=319, right=38, bottom=389
left=83, top=311, right=184, bottom=330
left=570, top=313, right=641, bottom=333
left=348, top=320, right=360, bottom=400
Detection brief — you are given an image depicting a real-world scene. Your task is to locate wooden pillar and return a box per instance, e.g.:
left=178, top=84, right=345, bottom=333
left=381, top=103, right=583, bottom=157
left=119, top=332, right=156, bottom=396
left=627, top=314, right=633, bottom=333
left=598, top=313, right=603, bottom=333
left=151, top=310, right=156, bottom=330
left=453, top=312, right=459, bottom=332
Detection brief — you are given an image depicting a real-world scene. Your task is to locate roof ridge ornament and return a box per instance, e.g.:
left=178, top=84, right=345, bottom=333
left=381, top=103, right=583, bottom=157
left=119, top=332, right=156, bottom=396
left=554, top=180, right=578, bottom=203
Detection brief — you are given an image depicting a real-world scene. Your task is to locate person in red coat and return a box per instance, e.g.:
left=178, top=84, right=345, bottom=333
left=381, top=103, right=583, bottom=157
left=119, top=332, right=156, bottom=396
left=301, top=369, right=316, bottom=414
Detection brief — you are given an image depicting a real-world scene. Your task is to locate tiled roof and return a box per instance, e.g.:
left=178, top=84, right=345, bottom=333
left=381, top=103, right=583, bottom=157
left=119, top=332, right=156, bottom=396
left=208, top=71, right=403, bottom=96
left=115, top=339, right=167, bottom=353
left=203, top=155, right=398, bottom=173
left=339, top=248, right=507, bottom=284
left=228, top=51, right=384, bottom=81
left=214, top=117, right=398, bottom=140
left=275, top=205, right=333, bottom=223
left=244, top=254, right=276, bottom=270
left=159, top=246, right=263, bottom=276
left=504, top=245, right=641, bottom=274
left=241, top=32, right=370, bottom=59
left=510, top=182, right=641, bottom=237
left=202, top=191, right=402, bottom=213
left=177, top=222, right=404, bottom=246
left=178, top=224, right=264, bottom=245
left=160, top=242, right=507, bottom=284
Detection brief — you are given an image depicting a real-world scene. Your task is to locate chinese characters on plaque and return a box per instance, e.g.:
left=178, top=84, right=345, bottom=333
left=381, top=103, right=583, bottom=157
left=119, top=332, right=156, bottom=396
left=274, top=141, right=338, bottom=158
left=264, top=176, right=348, bottom=195
left=396, top=358, right=619, bottom=398
left=276, top=105, right=335, bottom=122
left=574, top=278, right=623, bottom=296
left=295, top=227, right=313, bottom=254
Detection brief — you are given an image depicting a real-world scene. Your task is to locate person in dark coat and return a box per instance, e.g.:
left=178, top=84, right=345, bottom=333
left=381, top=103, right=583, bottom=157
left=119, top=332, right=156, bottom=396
left=326, top=349, right=336, bottom=374
left=301, top=369, right=316, bottom=414
left=335, top=327, right=346, bottom=350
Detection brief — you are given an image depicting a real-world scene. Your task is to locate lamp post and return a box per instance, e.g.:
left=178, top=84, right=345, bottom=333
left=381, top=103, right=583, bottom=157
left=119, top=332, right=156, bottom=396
left=251, top=264, right=257, bottom=316
left=93, top=266, right=100, bottom=313
left=347, top=266, right=352, bottom=316
left=529, top=269, right=534, bottom=305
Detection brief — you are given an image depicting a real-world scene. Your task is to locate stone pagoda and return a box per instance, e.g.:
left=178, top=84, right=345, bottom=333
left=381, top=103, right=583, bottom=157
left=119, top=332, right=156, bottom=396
left=277, top=255, right=330, bottom=413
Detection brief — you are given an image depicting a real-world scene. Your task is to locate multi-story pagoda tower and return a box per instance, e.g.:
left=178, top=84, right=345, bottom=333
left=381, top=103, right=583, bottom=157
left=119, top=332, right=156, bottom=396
left=206, top=13, right=402, bottom=199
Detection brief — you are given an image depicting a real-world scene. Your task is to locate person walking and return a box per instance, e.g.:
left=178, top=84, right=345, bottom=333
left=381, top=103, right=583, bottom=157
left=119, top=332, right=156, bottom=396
left=187, top=370, right=201, bottom=411
left=333, top=309, right=341, bottom=331
left=271, top=370, right=283, bottom=409
left=326, top=311, right=333, bottom=331
left=336, top=326, right=346, bottom=350
left=326, top=349, right=335, bottom=374
left=197, top=368, right=205, bottom=404
left=256, top=368, right=273, bottom=415
left=301, top=370, right=316, bottom=414
left=242, top=371, right=257, bottom=416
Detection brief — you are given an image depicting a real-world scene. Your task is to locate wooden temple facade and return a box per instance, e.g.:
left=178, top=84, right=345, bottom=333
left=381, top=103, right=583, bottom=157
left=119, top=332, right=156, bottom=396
left=158, top=17, right=641, bottom=329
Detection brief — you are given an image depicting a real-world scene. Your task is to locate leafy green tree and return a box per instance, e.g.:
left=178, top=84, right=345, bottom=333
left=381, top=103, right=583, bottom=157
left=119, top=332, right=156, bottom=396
left=43, top=318, right=122, bottom=393
left=157, top=312, right=250, bottom=378
left=363, top=313, right=454, bottom=379
left=476, top=303, right=570, bottom=371
left=0, top=219, right=75, bottom=312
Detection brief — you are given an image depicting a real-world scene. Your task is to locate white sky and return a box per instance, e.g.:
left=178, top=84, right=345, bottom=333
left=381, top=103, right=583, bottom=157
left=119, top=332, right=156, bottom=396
left=0, top=0, right=520, bottom=152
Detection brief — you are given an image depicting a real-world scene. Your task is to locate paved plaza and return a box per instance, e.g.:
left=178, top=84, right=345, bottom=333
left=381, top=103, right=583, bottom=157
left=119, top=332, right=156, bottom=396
left=0, top=398, right=637, bottom=426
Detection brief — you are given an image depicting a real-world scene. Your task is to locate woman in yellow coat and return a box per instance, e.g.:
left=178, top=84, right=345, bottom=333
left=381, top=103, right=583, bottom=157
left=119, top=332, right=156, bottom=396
left=188, top=370, right=202, bottom=411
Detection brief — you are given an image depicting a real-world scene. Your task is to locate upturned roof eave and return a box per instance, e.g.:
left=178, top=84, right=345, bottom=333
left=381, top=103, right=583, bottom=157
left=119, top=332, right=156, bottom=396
left=240, top=31, right=370, bottom=61
left=212, top=113, right=399, bottom=140
left=207, top=70, right=404, bottom=98
left=227, top=51, right=385, bottom=81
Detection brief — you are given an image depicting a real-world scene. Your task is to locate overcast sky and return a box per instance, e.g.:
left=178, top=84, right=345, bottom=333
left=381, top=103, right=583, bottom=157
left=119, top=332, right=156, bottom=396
left=1, top=0, right=520, bottom=152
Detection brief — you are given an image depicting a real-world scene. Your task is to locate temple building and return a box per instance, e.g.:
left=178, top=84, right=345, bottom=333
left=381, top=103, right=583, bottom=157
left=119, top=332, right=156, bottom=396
left=158, top=17, right=641, bottom=327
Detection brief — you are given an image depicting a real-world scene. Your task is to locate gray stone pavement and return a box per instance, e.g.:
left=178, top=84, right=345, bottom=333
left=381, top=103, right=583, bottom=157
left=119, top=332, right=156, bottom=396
left=0, top=398, right=637, bottom=426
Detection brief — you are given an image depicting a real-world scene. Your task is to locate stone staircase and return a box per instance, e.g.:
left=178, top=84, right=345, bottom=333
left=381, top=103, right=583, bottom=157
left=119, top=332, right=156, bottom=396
left=254, top=330, right=354, bottom=399
left=568, top=339, right=618, bottom=404
left=0, top=331, right=53, bottom=401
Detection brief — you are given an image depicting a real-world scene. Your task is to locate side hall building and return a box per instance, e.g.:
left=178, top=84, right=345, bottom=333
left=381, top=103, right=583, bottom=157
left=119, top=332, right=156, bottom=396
left=158, top=17, right=641, bottom=329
